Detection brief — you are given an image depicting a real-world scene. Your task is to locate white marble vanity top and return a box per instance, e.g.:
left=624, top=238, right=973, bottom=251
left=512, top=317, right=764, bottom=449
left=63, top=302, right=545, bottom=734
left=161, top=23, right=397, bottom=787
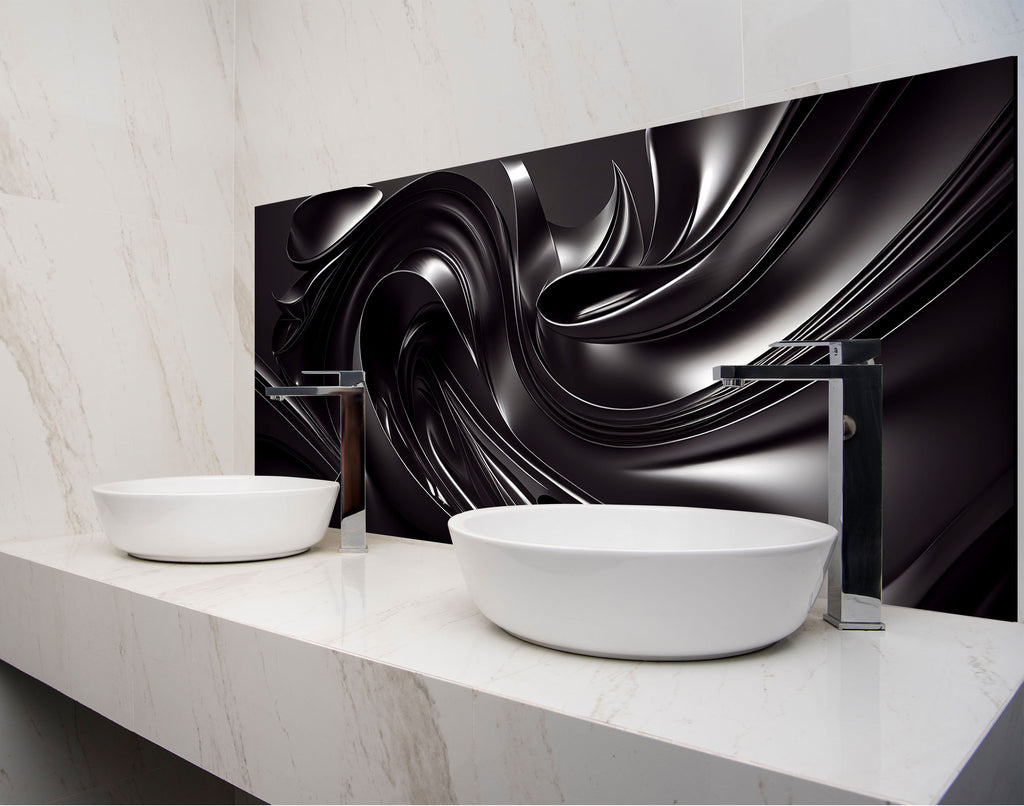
left=1, top=530, right=1022, bottom=804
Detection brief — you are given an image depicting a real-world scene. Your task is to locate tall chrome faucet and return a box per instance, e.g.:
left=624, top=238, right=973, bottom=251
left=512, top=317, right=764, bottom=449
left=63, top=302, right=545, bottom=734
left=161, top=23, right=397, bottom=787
left=713, top=340, right=883, bottom=630
left=265, top=371, right=367, bottom=553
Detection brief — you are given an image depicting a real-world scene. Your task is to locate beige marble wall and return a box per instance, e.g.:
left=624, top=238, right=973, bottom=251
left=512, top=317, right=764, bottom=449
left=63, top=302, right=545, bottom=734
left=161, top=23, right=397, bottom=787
left=0, top=0, right=236, bottom=542
left=0, top=2, right=236, bottom=797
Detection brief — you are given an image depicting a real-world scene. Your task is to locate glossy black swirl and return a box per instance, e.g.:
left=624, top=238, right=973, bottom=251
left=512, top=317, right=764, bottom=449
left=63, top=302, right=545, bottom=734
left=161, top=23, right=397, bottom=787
left=255, top=58, right=1016, bottom=620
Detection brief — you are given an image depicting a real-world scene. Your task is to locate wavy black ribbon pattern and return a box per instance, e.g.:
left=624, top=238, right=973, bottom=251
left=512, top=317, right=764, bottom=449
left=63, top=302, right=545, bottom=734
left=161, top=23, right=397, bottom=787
left=256, top=59, right=1015, bottom=618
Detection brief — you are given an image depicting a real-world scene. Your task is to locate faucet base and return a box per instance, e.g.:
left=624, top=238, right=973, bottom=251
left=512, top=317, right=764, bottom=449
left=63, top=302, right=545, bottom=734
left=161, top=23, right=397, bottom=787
left=338, top=509, right=367, bottom=553
left=823, top=613, right=886, bottom=631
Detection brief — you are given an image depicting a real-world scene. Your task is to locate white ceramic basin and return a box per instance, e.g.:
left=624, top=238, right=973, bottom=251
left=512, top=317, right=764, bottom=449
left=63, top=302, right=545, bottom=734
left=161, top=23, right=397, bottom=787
left=448, top=504, right=837, bottom=660
left=93, top=475, right=339, bottom=562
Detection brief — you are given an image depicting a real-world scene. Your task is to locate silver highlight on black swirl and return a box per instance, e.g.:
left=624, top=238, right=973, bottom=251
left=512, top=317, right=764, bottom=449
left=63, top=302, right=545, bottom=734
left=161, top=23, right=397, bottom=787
left=255, top=58, right=1016, bottom=620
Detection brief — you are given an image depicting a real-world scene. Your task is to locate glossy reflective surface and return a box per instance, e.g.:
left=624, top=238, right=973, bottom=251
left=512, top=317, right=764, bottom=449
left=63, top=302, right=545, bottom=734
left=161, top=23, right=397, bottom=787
left=3, top=531, right=1022, bottom=804
left=256, top=58, right=1016, bottom=621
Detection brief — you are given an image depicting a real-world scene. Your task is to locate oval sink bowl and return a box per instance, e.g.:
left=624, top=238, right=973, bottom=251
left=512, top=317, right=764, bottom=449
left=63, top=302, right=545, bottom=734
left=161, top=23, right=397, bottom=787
left=448, top=504, right=837, bottom=661
left=93, top=475, right=339, bottom=562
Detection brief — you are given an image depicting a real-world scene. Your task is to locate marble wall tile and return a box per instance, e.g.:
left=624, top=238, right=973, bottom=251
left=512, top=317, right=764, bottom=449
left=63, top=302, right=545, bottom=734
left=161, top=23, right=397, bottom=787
left=743, top=27, right=1024, bottom=110
left=232, top=0, right=744, bottom=223
left=741, top=0, right=1024, bottom=99
left=233, top=228, right=256, bottom=474
left=0, top=0, right=234, bottom=229
left=0, top=194, right=233, bottom=540
left=1, top=0, right=237, bottom=540
left=415, top=0, right=743, bottom=170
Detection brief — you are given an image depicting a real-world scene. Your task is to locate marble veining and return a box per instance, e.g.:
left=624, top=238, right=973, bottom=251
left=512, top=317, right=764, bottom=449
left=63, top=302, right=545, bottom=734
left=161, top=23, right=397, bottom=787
left=0, top=0, right=234, bottom=227
left=0, top=531, right=1021, bottom=803
left=2, top=1, right=1022, bottom=800
left=0, top=0, right=235, bottom=545
left=0, top=203, right=95, bottom=536
left=232, top=0, right=743, bottom=222
left=0, top=197, right=233, bottom=541
left=233, top=229, right=257, bottom=476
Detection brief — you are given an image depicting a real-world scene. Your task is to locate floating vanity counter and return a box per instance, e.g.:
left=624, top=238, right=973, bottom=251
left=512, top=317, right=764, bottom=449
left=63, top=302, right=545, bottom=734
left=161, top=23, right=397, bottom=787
left=0, top=532, right=1021, bottom=804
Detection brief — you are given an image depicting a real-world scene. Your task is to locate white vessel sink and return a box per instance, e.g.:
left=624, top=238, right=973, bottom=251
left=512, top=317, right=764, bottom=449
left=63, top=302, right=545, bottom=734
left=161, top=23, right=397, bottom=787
left=448, top=504, right=837, bottom=660
left=93, top=475, right=339, bottom=562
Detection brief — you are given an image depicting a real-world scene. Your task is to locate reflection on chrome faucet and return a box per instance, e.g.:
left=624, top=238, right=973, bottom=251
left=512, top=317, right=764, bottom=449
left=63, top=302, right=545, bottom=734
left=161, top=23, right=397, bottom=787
left=264, top=371, right=367, bottom=553
left=714, top=340, right=884, bottom=630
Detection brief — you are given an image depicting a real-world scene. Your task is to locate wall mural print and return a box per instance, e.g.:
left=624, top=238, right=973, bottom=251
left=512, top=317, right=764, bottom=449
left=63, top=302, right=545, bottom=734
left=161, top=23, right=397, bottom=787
left=256, top=58, right=1016, bottom=620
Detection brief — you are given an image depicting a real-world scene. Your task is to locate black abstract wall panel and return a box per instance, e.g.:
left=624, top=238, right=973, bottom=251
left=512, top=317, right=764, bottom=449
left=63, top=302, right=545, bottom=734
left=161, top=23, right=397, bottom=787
left=256, top=58, right=1016, bottom=620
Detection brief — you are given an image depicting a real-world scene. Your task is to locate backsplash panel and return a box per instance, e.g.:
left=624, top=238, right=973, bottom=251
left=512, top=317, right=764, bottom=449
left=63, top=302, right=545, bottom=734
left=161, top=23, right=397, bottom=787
left=255, top=58, right=1015, bottom=619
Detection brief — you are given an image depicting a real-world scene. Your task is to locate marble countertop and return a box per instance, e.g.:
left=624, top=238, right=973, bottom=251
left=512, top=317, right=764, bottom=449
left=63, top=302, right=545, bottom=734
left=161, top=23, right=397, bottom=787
left=1, top=530, right=1022, bottom=804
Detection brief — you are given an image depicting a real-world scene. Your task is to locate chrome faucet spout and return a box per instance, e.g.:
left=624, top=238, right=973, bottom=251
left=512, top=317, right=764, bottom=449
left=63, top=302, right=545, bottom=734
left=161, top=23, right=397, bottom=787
left=263, top=370, right=367, bottom=553
left=713, top=363, right=878, bottom=382
left=713, top=339, right=884, bottom=631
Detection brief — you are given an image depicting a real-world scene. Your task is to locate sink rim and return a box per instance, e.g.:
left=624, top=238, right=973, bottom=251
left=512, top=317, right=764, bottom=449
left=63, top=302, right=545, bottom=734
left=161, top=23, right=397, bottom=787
left=448, top=503, right=837, bottom=555
left=93, top=474, right=338, bottom=497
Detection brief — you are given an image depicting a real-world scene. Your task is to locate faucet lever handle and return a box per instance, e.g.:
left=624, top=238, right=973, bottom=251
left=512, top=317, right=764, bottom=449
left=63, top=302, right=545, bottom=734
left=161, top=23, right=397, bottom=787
left=771, top=339, right=881, bottom=365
